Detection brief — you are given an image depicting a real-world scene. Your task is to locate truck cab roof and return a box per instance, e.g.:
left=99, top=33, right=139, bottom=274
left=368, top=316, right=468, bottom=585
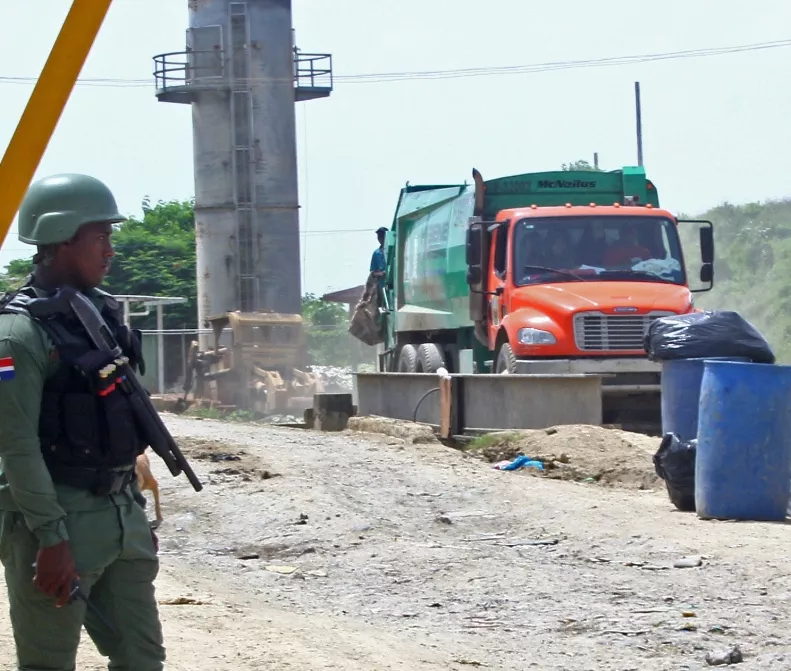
left=497, top=204, right=676, bottom=222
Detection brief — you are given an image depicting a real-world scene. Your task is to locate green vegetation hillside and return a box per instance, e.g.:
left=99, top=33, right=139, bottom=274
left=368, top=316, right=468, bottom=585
left=682, top=198, right=791, bottom=362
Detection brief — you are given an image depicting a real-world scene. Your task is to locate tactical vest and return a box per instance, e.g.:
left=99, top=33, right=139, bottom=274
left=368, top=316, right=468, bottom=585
left=0, top=282, right=148, bottom=495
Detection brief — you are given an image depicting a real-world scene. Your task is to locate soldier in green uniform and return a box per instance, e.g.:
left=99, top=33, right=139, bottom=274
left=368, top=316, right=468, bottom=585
left=0, top=174, right=166, bottom=669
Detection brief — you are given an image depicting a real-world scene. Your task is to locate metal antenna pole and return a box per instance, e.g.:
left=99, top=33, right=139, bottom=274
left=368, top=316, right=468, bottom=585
left=635, top=81, right=644, bottom=167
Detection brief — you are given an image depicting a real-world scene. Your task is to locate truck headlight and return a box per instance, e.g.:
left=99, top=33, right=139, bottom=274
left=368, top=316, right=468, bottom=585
left=517, top=328, right=557, bottom=345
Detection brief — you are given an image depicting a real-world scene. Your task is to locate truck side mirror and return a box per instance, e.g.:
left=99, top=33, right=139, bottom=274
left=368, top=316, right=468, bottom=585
left=466, top=226, right=482, bottom=266
left=700, top=225, right=714, bottom=264
left=678, top=218, right=714, bottom=293
left=466, top=220, right=489, bottom=326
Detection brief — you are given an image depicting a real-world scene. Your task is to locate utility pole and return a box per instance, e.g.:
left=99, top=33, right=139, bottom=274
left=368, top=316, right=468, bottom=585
left=593, top=152, right=599, bottom=170
left=634, top=81, right=644, bottom=167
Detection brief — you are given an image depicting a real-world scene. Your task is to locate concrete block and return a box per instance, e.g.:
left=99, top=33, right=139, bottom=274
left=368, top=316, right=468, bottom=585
left=313, top=393, right=354, bottom=432
left=354, top=374, right=440, bottom=425
left=461, top=374, right=602, bottom=429
left=354, top=373, right=603, bottom=431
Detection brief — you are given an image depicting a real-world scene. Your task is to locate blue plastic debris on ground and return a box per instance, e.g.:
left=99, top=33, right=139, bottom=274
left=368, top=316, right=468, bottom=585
left=494, top=455, right=545, bottom=472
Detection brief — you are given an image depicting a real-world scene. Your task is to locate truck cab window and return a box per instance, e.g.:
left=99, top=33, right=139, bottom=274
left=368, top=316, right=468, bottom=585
left=513, top=216, right=686, bottom=286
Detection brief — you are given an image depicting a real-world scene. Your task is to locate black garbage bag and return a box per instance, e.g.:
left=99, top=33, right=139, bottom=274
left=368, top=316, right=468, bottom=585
left=653, top=433, right=697, bottom=512
left=644, top=310, right=775, bottom=364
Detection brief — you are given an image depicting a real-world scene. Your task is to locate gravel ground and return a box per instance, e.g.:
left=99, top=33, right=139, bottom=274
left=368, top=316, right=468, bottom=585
left=1, top=415, right=790, bottom=670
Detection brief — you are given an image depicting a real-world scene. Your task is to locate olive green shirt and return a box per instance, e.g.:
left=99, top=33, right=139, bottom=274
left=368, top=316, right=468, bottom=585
left=0, top=289, right=138, bottom=548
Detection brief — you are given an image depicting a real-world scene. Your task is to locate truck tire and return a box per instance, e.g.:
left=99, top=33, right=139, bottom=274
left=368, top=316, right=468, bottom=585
left=416, top=343, right=445, bottom=373
left=495, top=342, right=518, bottom=374
left=397, top=344, right=418, bottom=372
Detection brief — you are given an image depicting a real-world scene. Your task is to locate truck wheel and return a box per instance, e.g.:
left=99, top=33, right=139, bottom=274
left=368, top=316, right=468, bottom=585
left=397, top=344, right=418, bottom=372
left=495, top=343, right=517, bottom=374
left=416, top=343, right=445, bottom=373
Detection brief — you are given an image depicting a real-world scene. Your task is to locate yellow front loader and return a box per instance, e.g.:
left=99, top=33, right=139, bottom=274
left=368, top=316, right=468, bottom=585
left=183, top=311, right=322, bottom=415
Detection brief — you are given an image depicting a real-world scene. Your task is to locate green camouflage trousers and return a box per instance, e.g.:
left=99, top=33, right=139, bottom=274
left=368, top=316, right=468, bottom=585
left=0, top=498, right=165, bottom=670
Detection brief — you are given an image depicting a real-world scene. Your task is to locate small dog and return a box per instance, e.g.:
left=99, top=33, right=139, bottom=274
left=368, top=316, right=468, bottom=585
left=135, top=452, right=163, bottom=529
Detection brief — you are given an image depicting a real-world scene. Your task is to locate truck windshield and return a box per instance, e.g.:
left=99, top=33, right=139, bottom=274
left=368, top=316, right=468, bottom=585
left=512, top=215, right=686, bottom=286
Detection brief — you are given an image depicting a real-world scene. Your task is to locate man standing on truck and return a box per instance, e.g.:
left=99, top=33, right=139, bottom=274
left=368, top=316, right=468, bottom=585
left=371, top=227, right=388, bottom=283
left=370, top=227, right=388, bottom=311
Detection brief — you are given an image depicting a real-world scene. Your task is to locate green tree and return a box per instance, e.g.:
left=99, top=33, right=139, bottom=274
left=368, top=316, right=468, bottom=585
left=102, top=198, right=197, bottom=329
left=561, top=159, right=604, bottom=172
left=302, top=293, right=372, bottom=367
left=0, top=258, right=34, bottom=295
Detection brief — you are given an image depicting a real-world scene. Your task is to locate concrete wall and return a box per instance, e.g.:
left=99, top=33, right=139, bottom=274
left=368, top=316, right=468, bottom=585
left=354, top=373, right=603, bottom=431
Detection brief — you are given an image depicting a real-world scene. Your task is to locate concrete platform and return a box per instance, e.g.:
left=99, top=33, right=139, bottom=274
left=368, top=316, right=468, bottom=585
left=354, top=372, right=603, bottom=432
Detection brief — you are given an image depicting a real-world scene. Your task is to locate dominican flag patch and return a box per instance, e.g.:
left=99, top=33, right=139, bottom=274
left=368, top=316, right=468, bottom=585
left=0, top=357, right=15, bottom=382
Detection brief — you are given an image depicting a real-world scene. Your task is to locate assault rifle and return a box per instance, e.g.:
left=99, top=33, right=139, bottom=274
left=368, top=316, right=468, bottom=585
left=28, top=286, right=203, bottom=492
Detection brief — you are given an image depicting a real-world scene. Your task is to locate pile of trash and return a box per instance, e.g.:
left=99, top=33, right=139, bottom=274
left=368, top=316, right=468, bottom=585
left=469, top=425, right=661, bottom=490
left=310, top=366, right=353, bottom=393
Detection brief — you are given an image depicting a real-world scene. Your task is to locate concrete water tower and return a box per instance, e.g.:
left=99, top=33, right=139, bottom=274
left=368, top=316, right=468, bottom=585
left=153, top=0, right=332, bottom=339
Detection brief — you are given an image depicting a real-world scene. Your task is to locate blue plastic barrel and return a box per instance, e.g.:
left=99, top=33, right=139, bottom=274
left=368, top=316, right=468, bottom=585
left=696, top=360, right=791, bottom=521
left=661, top=357, right=749, bottom=442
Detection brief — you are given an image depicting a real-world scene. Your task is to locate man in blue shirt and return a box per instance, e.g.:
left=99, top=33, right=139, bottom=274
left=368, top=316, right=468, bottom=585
left=370, top=227, right=387, bottom=284
left=369, top=227, right=388, bottom=321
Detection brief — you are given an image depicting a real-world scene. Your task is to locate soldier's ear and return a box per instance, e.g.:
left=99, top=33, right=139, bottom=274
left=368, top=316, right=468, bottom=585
left=33, top=244, right=60, bottom=266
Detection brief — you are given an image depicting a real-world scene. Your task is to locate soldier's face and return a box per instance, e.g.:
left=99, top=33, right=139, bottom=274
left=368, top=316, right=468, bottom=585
left=59, top=222, right=115, bottom=288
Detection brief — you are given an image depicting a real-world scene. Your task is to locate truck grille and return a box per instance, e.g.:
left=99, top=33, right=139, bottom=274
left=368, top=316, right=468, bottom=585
left=573, top=311, right=674, bottom=352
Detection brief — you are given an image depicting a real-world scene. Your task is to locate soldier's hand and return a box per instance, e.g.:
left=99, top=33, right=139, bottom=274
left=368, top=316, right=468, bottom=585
left=34, top=541, right=78, bottom=607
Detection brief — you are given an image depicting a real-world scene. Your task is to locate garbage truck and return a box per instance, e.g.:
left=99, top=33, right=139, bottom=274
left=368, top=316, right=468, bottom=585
left=366, top=165, right=715, bottom=426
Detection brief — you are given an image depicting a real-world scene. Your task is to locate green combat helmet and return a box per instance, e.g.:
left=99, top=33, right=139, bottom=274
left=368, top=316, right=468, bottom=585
left=18, top=174, right=126, bottom=246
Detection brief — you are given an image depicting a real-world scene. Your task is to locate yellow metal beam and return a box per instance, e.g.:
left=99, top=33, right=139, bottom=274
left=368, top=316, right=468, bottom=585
left=0, top=0, right=114, bottom=249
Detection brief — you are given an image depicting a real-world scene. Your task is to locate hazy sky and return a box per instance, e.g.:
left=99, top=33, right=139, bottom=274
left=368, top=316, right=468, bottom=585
left=1, top=0, right=789, bottom=297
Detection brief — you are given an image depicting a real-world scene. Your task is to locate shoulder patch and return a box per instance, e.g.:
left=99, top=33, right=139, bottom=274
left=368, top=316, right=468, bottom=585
left=0, top=356, right=15, bottom=381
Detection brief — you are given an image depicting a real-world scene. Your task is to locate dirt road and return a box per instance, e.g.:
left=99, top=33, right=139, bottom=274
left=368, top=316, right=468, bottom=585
left=2, top=416, right=790, bottom=670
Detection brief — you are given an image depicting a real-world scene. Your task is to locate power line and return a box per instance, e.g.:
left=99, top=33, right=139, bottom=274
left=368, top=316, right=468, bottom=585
left=338, top=39, right=791, bottom=82
left=1, top=38, right=788, bottom=88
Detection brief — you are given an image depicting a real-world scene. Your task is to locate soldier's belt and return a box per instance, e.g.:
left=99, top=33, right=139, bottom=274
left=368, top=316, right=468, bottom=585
left=45, top=463, right=136, bottom=497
